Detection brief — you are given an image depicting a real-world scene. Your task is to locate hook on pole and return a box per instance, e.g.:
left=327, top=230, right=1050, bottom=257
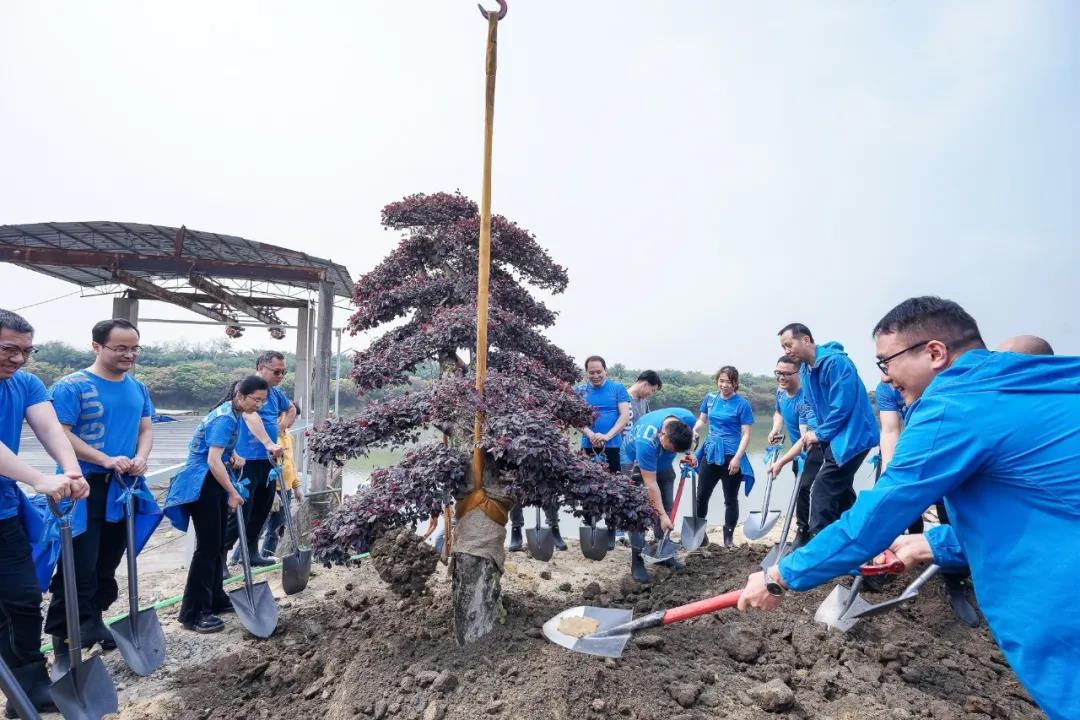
left=477, top=0, right=507, bottom=20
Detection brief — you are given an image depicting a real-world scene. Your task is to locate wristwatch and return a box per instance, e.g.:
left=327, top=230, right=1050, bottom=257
left=764, top=566, right=786, bottom=596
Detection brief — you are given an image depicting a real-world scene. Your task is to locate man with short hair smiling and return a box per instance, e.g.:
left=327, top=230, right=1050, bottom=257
left=766, top=355, right=821, bottom=547
left=740, top=297, right=1080, bottom=720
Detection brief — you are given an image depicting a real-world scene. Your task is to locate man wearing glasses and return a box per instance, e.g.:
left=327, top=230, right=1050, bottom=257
left=0, top=309, right=88, bottom=716
left=226, top=350, right=295, bottom=567
left=740, top=297, right=1079, bottom=720
left=46, top=318, right=155, bottom=665
left=766, top=355, right=821, bottom=548
left=778, top=323, right=879, bottom=538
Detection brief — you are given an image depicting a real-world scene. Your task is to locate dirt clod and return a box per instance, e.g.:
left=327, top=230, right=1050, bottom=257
left=370, top=528, right=439, bottom=597
left=748, top=678, right=794, bottom=711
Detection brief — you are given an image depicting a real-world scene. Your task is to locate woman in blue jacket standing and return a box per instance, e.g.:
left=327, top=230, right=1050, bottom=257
left=692, top=366, right=755, bottom=548
left=164, top=375, right=268, bottom=633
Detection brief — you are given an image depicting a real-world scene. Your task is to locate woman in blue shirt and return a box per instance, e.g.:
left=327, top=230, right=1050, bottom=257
left=165, top=375, right=268, bottom=633
left=692, top=366, right=755, bottom=548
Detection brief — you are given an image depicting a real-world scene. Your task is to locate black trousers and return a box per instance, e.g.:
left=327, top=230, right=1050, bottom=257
left=179, top=475, right=231, bottom=624
left=44, top=472, right=128, bottom=638
left=808, top=444, right=870, bottom=536
left=697, top=456, right=743, bottom=529
left=629, top=466, right=675, bottom=552
left=584, top=445, right=621, bottom=473
left=0, top=517, right=46, bottom=669
left=225, top=459, right=275, bottom=557
left=795, top=445, right=825, bottom=534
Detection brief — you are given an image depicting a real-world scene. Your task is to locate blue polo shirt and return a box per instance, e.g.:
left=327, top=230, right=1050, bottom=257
left=775, top=387, right=809, bottom=446
left=0, top=370, right=50, bottom=520
left=622, top=407, right=696, bottom=473
left=575, top=379, right=631, bottom=449
left=875, top=382, right=906, bottom=417
left=235, top=386, right=292, bottom=460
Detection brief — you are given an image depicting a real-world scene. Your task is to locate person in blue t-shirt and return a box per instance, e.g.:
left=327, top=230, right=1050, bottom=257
left=46, top=318, right=155, bottom=662
left=165, top=374, right=268, bottom=633
left=0, top=309, right=88, bottom=716
left=623, top=407, right=695, bottom=583
left=692, top=366, right=755, bottom=548
left=225, top=351, right=295, bottom=568
left=740, top=298, right=1080, bottom=720
left=778, top=323, right=879, bottom=536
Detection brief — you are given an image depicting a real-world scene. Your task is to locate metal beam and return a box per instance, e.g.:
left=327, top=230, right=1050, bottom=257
left=124, top=291, right=309, bottom=308
left=111, top=269, right=239, bottom=325
left=0, top=246, right=326, bottom=284
left=187, top=274, right=284, bottom=326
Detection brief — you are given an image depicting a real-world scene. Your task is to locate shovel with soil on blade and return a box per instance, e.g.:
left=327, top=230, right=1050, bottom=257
left=743, top=443, right=784, bottom=541
left=642, top=467, right=687, bottom=565
left=270, top=460, right=312, bottom=595
left=814, top=550, right=907, bottom=632
left=228, top=472, right=279, bottom=638
left=107, top=473, right=167, bottom=676
left=47, top=499, right=119, bottom=720
left=543, top=589, right=742, bottom=658
left=526, top=506, right=555, bottom=561
left=679, top=464, right=707, bottom=552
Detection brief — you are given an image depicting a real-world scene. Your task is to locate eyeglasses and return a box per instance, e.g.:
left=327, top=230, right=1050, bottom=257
left=270, top=369, right=287, bottom=377
left=875, top=341, right=929, bottom=374
left=0, top=343, right=37, bottom=360
left=103, top=345, right=141, bottom=354
left=773, top=370, right=796, bottom=379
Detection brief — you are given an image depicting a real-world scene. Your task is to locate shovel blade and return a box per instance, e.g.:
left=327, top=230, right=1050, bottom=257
left=525, top=528, right=555, bottom=562
left=642, top=536, right=678, bottom=566
left=742, top=510, right=782, bottom=541
left=542, top=606, right=634, bottom=658
left=281, top=549, right=313, bottom=595
left=578, top=527, right=609, bottom=561
left=229, top=581, right=279, bottom=638
left=48, top=655, right=118, bottom=720
left=814, top=584, right=872, bottom=632
left=845, top=593, right=918, bottom=620
left=760, top=540, right=793, bottom=571
left=679, top=517, right=708, bottom=552
left=110, top=608, right=167, bottom=676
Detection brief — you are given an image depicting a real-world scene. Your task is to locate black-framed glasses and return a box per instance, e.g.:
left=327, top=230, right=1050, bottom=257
left=0, top=343, right=38, bottom=360
left=875, top=341, right=929, bottom=374
left=773, top=370, right=796, bottom=379
left=103, top=345, right=142, bottom=354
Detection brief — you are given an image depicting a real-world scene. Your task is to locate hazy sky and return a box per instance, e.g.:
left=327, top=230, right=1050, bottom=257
left=2, top=1, right=1077, bottom=385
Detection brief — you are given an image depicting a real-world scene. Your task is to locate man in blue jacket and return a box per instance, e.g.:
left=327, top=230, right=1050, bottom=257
left=778, top=323, right=879, bottom=536
left=740, top=297, right=1079, bottom=720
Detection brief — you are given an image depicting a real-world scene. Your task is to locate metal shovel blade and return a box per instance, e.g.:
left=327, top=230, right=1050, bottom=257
left=525, top=527, right=555, bottom=562
left=542, top=606, right=634, bottom=658
left=281, top=549, right=313, bottom=595
left=48, top=656, right=118, bottom=720
left=642, top=532, right=678, bottom=565
left=578, top=525, right=609, bottom=561
left=742, top=510, right=782, bottom=541
left=814, top=582, right=872, bottom=633
left=760, top=541, right=792, bottom=570
left=109, top=608, right=167, bottom=676
left=845, top=565, right=941, bottom=620
left=229, top=581, right=279, bottom=638
left=679, top=516, right=708, bottom=552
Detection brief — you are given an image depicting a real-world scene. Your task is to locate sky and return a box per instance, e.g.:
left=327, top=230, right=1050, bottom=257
left=2, top=1, right=1078, bottom=385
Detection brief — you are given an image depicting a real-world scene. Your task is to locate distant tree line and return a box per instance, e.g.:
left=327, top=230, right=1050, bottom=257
left=604, top=363, right=780, bottom=416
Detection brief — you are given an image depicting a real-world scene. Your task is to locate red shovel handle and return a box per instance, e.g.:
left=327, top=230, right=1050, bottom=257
left=662, top=590, right=742, bottom=625
left=859, top=549, right=906, bottom=576
left=668, top=474, right=686, bottom=523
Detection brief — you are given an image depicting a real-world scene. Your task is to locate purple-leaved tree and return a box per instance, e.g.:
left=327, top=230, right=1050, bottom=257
left=307, top=192, right=654, bottom=643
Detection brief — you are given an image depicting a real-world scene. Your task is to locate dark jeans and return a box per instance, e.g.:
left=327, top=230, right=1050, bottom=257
left=0, top=517, right=46, bottom=669
left=629, top=466, right=675, bottom=552
left=509, top=503, right=560, bottom=529
left=584, top=445, right=621, bottom=473
left=697, top=456, right=742, bottom=529
left=260, top=487, right=296, bottom=557
left=179, top=475, right=230, bottom=624
left=808, top=444, right=870, bottom=536
left=225, top=459, right=275, bottom=558
left=796, top=445, right=825, bottom=534
left=44, top=472, right=128, bottom=638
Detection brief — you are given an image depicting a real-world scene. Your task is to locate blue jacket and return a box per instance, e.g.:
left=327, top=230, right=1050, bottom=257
left=800, top=341, right=879, bottom=466
left=778, top=349, right=1080, bottom=720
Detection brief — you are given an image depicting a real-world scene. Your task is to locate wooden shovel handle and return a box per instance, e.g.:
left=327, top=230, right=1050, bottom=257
left=662, top=590, right=742, bottom=625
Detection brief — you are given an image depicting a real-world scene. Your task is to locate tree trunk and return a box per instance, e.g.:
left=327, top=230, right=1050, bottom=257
left=452, top=552, right=503, bottom=644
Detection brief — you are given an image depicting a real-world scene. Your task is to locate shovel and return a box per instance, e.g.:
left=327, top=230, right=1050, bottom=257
left=642, top=470, right=686, bottom=565
left=743, top=444, right=784, bottom=541
left=228, top=475, right=279, bottom=638
left=679, top=465, right=707, bottom=552
left=47, top=499, right=119, bottom=720
left=845, top=565, right=942, bottom=620
left=579, top=521, right=609, bottom=561
left=0, top=655, right=40, bottom=720
left=525, top=506, right=555, bottom=561
left=814, top=550, right=907, bottom=632
left=760, top=457, right=822, bottom=569
left=107, top=474, right=167, bottom=676
left=543, top=589, right=742, bottom=657
left=271, top=462, right=312, bottom=595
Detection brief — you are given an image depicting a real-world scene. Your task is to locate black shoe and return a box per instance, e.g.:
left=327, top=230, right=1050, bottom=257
left=81, top=615, right=117, bottom=650
left=250, top=554, right=277, bottom=567
left=944, top=576, right=980, bottom=627
left=508, top=526, right=524, bottom=552
left=606, top=527, right=617, bottom=552
left=630, top=552, right=651, bottom=584
left=723, top=526, right=734, bottom=548
left=550, top=526, right=568, bottom=552
left=792, top=529, right=810, bottom=550
left=182, top=614, right=225, bottom=634
left=5, top=661, right=58, bottom=718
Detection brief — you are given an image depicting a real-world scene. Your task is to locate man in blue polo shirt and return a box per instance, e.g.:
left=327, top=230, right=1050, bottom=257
left=740, top=297, right=1079, bottom=720
left=0, top=309, right=88, bottom=716
left=226, top=350, right=294, bottom=567
left=47, top=318, right=155, bottom=664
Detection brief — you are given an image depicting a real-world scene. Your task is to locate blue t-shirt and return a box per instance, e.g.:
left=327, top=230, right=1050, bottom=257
left=622, top=407, right=696, bottom=473
left=575, top=380, right=631, bottom=449
left=699, top=392, right=755, bottom=464
left=50, top=369, right=155, bottom=476
left=0, top=370, right=49, bottom=520
left=875, top=382, right=906, bottom=417
left=235, top=386, right=292, bottom=460
left=775, top=387, right=809, bottom=446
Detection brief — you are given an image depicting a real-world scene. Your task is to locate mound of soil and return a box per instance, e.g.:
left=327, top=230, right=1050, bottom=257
left=371, top=528, right=440, bottom=598
left=130, top=544, right=1044, bottom=720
